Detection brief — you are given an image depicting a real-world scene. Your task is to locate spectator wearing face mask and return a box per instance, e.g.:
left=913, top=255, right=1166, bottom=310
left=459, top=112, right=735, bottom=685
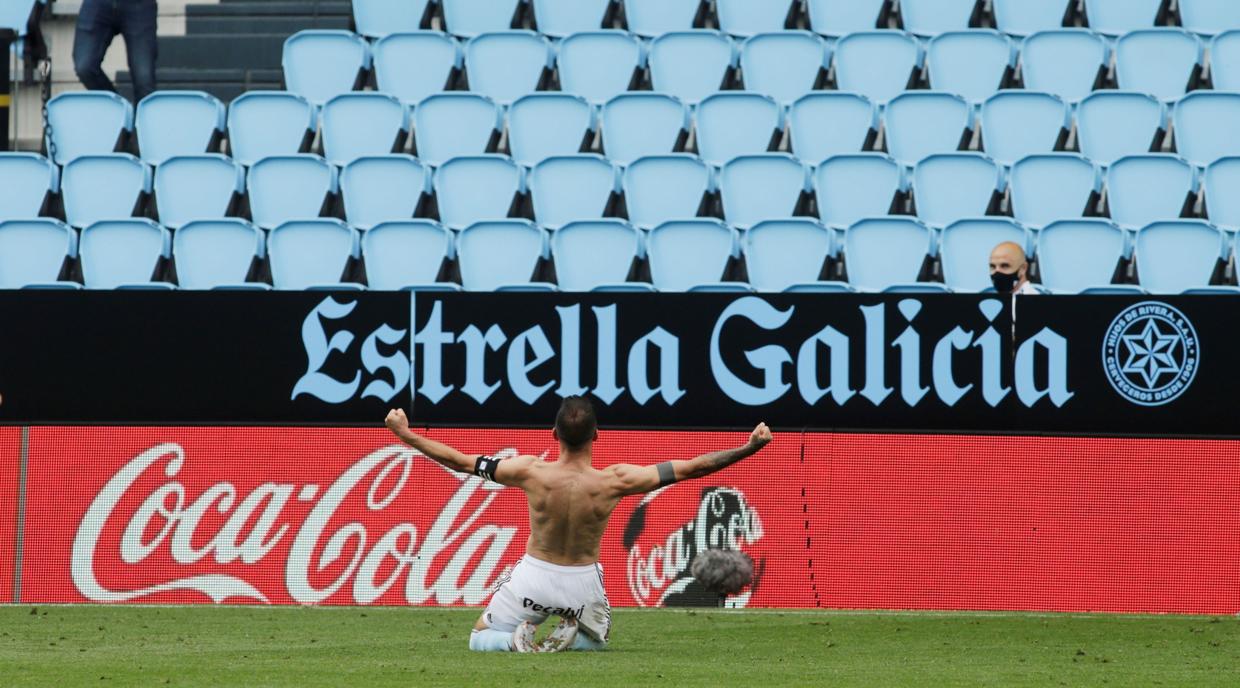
left=988, top=241, right=1038, bottom=295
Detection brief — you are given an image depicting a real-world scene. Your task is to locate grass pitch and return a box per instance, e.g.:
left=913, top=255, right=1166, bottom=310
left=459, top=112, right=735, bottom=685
left=0, top=606, right=1237, bottom=687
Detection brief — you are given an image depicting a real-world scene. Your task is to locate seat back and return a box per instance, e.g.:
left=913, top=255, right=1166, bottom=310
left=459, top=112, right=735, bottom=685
left=648, top=30, right=736, bottom=105
left=1211, top=31, right=1240, bottom=90
left=600, top=93, right=689, bottom=165
left=532, top=0, right=613, bottom=37
left=0, top=1, right=37, bottom=35
left=1181, top=0, right=1240, bottom=36
left=806, top=0, right=887, bottom=38
left=353, top=0, right=432, bottom=37
left=443, top=0, right=524, bottom=38
left=843, top=217, right=933, bottom=291
left=1135, top=220, right=1227, bottom=293
left=884, top=91, right=971, bottom=166
left=814, top=153, right=903, bottom=229
left=464, top=31, right=554, bottom=105
left=0, top=153, right=57, bottom=221
left=413, top=93, right=503, bottom=166
left=46, top=92, right=134, bottom=165
left=227, top=91, right=316, bottom=167
left=135, top=91, right=225, bottom=165
left=912, top=152, right=1003, bottom=229
left=719, top=153, right=810, bottom=229
left=154, top=154, right=244, bottom=229
left=340, top=155, right=430, bottom=230
left=744, top=218, right=834, bottom=292
left=739, top=31, right=830, bottom=106
left=557, top=31, right=643, bottom=106
left=624, top=0, right=703, bottom=38
left=362, top=220, right=454, bottom=290
left=900, top=0, right=981, bottom=37
left=1009, top=153, right=1101, bottom=229
left=62, top=154, right=150, bottom=228
left=1115, top=29, right=1203, bottom=102
left=789, top=93, right=876, bottom=161
left=173, top=219, right=265, bottom=289
left=979, top=90, right=1069, bottom=166
left=321, top=92, right=409, bottom=166
left=1076, top=91, right=1165, bottom=166
left=1204, top=157, right=1240, bottom=232
left=647, top=219, right=738, bottom=291
left=551, top=219, right=642, bottom=291
left=993, top=0, right=1072, bottom=36
left=247, top=154, right=338, bottom=229
left=1036, top=218, right=1126, bottom=292
left=508, top=93, right=596, bottom=166
left=1106, top=154, right=1198, bottom=230
left=833, top=30, right=923, bottom=103
left=80, top=219, right=169, bottom=289
left=623, top=154, right=712, bottom=229
left=695, top=92, right=782, bottom=166
left=457, top=219, right=548, bottom=290
left=1019, top=29, right=1109, bottom=103
left=1083, top=0, right=1165, bottom=37
left=282, top=30, right=371, bottom=106
left=374, top=32, right=461, bottom=106
left=940, top=217, right=1028, bottom=292
left=268, top=219, right=360, bottom=289
left=0, top=219, right=76, bottom=288
left=716, top=0, right=797, bottom=38
left=1173, top=91, right=1240, bottom=168
left=926, top=30, right=1015, bottom=105
left=528, top=154, right=618, bottom=229
left=433, top=155, right=524, bottom=230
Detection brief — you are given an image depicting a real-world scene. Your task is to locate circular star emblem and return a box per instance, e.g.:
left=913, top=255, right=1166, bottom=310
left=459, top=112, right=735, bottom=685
left=1102, top=302, right=1199, bottom=407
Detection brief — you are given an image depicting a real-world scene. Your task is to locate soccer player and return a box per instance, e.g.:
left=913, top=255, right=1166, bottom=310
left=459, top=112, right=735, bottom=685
left=383, top=396, right=773, bottom=653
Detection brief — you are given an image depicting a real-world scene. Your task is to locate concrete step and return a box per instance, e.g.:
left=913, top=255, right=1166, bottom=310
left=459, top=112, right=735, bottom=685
left=189, top=2, right=352, bottom=17
left=156, top=34, right=288, bottom=70
left=187, top=15, right=351, bottom=34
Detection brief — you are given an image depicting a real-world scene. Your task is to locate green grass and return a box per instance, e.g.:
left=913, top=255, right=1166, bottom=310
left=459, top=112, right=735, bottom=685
left=0, top=606, right=1237, bottom=687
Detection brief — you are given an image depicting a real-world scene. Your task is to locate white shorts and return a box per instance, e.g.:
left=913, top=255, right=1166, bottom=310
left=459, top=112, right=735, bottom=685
left=482, top=555, right=612, bottom=643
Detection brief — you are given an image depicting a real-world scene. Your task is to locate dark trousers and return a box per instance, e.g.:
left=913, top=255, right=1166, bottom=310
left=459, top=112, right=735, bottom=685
left=73, top=0, right=158, bottom=103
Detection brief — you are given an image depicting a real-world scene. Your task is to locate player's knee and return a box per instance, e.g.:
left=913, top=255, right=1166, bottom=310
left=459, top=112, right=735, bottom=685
left=469, top=628, right=514, bottom=652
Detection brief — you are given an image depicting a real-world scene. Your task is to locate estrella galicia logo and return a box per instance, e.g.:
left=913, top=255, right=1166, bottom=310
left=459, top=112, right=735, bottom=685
left=1102, top=302, right=1198, bottom=407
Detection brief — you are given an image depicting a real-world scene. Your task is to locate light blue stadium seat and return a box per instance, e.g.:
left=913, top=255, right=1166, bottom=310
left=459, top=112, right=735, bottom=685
left=0, top=219, right=76, bottom=288
left=0, top=1, right=37, bottom=36
left=1135, top=219, right=1227, bottom=293
left=508, top=93, right=596, bottom=167
left=993, top=0, right=1072, bottom=37
left=926, top=30, right=1015, bottom=105
left=340, top=155, right=431, bottom=230
left=900, top=0, right=980, bottom=37
left=433, top=154, right=524, bottom=230
left=1019, top=29, right=1109, bottom=103
left=532, top=0, right=613, bottom=37
left=648, top=30, right=736, bottom=105
left=1036, top=218, right=1126, bottom=293
left=719, top=154, right=810, bottom=230
left=62, top=154, right=150, bottom=229
left=443, top=0, right=524, bottom=38
left=1106, top=154, right=1198, bottom=230
left=1204, top=157, right=1240, bottom=232
left=622, top=154, right=713, bottom=230
left=173, top=219, right=265, bottom=289
left=1116, top=29, right=1203, bottom=102
left=716, top=0, right=797, bottom=38
left=464, top=31, right=554, bottom=105
left=373, top=32, right=461, bottom=107
left=495, top=283, right=560, bottom=292
left=624, top=0, right=703, bottom=38
left=353, top=0, right=432, bottom=37
left=1079, top=285, right=1149, bottom=295
left=647, top=219, right=739, bottom=291
left=833, top=30, right=923, bottom=103
left=458, top=219, right=548, bottom=290
left=884, top=283, right=953, bottom=293
left=0, top=153, right=57, bottom=220
left=883, top=91, right=971, bottom=166
left=153, top=155, right=244, bottom=229
left=413, top=93, right=503, bottom=165
left=600, top=93, right=689, bottom=165
left=592, top=283, right=657, bottom=292
left=788, top=93, right=876, bottom=161
left=1173, top=91, right=1240, bottom=168
left=913, top=152, right=1004, bottom=229
left=813, top=153, right=904, bottom=230
left=805, top=0, right=888, bottom=38
left=1076, top=91, right=1166, bottom=166
left=1212, top=31, right=1240, bottom=91
left=269, top=219, right=361, bottom=290
left=80, top=219, right=170, bottom=289
left=1182, top=285, right=1240, bottom=294
left=1083, top=0, right=1165, bottom=38
left=940, top=217, right=1028, bottom=292
left=843, top=217, right=933, bottom=291
left=695, top=92, right=783, bottom=166
left=321, top=93, right=409, bottom=167
left=739, top=31, right=831, bottom=105
left=529, top=154, right=618, bottom=229
left=1181, top=0, right=1240, bottom=37
left=135, top=91, right=225, bottom=165
left=362, top=220, right=454, bottom=290
left=688, top=282, right=754, bottom=293
left=744, top=218, right=834, bottom=292
left=247, top=154, right=338, bottom=230
left=1009, top=153, right=1101, bottom=230
left=551, top=219, right=642, bottom=290
left=45, top=91, right=133, bottom=165
left=783, top=281, right=855, bottom=293
left=979, top=90, right=1069, bottom=166
left=282, top=30, right=372, bottom=106
left=226, top=91, right=316, bottom=167
left=557, top=31, right=643, bottom=106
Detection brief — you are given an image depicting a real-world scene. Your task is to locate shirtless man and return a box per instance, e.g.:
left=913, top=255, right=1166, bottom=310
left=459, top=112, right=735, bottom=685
left=383, top=396, right=773, bottom=653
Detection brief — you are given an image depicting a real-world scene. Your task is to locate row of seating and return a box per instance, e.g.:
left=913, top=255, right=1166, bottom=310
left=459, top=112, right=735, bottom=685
left=0, top=0, right=43, bottom=38
left=0, top=215, right=1230, bottom=295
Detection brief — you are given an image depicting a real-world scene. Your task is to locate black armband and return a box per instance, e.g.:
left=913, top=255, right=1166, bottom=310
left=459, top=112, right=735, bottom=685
left=656, top=461, right=677, bottom=487
left=474, top=455, right=500, bottom=482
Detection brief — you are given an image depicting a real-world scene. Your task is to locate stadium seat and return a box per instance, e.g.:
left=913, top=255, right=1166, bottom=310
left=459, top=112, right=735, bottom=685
left=79, top=219, right=170, bottom=289
left=268, top=219, right=361, bottom=290
left=940, top=217, right=1028, bottom=292
left=464, top=31, right=554, bottom=105
left=925, top=30, right=1015, bottom=105
left=282, top=30, right=372, bottom=106
left=900, top=0, right=980, bottom=37
left=173, top=219, right=265, bottom=289
left=1173, top=91, right=1240, bottom=168
left=992, top=0, right=1072, bottom=37
left=1181, top=0, right=1240, bottom=37
left=646, top=219, right=739, bottom=292
left=1106, top=154, right=1198, bottom=230
left=783, top=281, right=855, bottom=293
left=883, top=92, right=971, bottom=167
left=805, top=0, right=888, bottom=38
left=320, top=93, right=410, bottom=166
left=0, top=219, right=76, bottom=288
left=226, top=91, right=316, bottom=167
left=1018, top=29, right=1109, bottom=103
left=551, top=219, right=643, bottom=291
left=1076, top=91, right=1166, bottom=167
left=433, top=155, right=524, bottom=230
left=833, top=30, right=922, bottom=103
left=1036, top=218, right=1126, bottom=293
left=45, top=91, right=133, bottom=165
left=1115, top=29, right=1203, bottom=102
left=599, top=93, right=690, bottom=165
left=1203, top=157, right=1240, bottom=232
left=979, top=90, right=1070, bottom=166
left=694, top=92, right=783, bottom=166
left=884, top=283, right=953, bottom=294
left=0, top=1, right=37, bottom=37
left=688, top=282, right=754, bottom=293
left=912, top=152, right=1004, bottom=229
left=739, top=32, right=830, bottom=106
left=528, top=154, right=618, bottom=230
left=648, top=31, right=736, bottom=105
left=1083, top=0, right=1165, bottom=37
left=135, top=91, right=225, bottom=165
left=813, top=153, right=904, bottom=229
left=788, top=93, right=876, bottom=162
left=843, top=217, right=934, bottom=291
left=0, top=153, right=57, bottom=220
left=719, top=154, right=811, bottom=230
left=340, top=155, right=431, bottom=230
left=153, top=155, right=244, bottom=230
left=716, top=0, right=797, bottom=37
left=373, top=32, right=461, bottom=107
left=353, top=0, right=432, bottom=37
left=1135, top=220, right=1227, bottom=293
left=1009, top=153, right=1102, bottom=230
left=443, top=0, right=524, bottom=38
left=413, top=93, right=503, bottom=166
left=744, top=218, right=834, bottom=292
left=457, top=219, right=549, bottom=290
left=1079, top=285, right=1148, bottom=295
left=362, top=220, right=454, bottom=290
left=623, top=154, right=713, bottom=230
left=507, top=93, right=596, bottom=167
left=624, top=0, right=704, bottom=38
left=61, top=154, right=150, bottom=229
left=1212, top=31, right=1240, bottom=91
left=557, top=31, right=644, bottom=106
left=531, top=0, right=613, bottom=37
left=246, top=155, right=338, bottom=230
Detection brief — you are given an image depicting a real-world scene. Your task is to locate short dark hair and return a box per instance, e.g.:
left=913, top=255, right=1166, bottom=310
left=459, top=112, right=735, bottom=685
left=554, top=396, right=597, bottom=451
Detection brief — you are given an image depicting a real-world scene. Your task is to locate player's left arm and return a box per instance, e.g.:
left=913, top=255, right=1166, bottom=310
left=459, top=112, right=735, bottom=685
left=384, top=409, right=535, bottom=487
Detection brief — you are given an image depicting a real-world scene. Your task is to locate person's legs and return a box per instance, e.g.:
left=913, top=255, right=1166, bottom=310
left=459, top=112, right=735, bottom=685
left=119, top=0, right=159, bottom=102
left=72, top=0, right=118, bottom=92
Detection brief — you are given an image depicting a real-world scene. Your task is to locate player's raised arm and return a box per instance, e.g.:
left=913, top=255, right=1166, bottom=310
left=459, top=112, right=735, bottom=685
left=607, top=422, right=773, bottom=497
left=384, top=409, right=476, bottom=474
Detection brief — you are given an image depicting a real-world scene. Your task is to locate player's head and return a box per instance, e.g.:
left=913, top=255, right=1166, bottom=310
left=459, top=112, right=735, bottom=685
left=554, top=395, right=598, bottom=452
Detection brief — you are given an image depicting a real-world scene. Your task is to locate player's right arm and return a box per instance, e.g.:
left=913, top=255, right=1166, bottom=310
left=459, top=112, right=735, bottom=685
left=385, top=408, right=476, bottom=473
left=606, top=422, right=773, bottom=497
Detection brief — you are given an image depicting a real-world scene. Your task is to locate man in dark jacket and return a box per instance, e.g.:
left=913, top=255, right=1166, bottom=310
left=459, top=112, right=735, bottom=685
left=73, top=0, right=157, bottom=102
